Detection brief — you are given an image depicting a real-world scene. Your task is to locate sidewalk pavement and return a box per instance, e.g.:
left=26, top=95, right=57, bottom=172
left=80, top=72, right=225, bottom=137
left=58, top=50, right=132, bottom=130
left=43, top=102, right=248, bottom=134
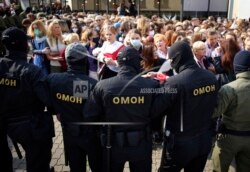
left=10, top=117, right=236, bottom=172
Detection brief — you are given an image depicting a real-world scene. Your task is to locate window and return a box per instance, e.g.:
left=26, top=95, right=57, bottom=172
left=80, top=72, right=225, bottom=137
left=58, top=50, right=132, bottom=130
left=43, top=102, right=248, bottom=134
left=154, top=0, right=168, bottom=9
left=139, top=0, right=146, bottom=9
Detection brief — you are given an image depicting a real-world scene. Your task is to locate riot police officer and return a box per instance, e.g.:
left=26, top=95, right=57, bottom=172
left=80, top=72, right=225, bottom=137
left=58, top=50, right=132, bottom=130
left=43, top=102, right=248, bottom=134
left=0, top=27, right=54, bottom=172
left=46, top=42, right=102, bottom=172
left=152, top=41, right=219, bottom=172
left=84, top=46, right=159, bottom=172
left=0, top=117, right=12, bottom=172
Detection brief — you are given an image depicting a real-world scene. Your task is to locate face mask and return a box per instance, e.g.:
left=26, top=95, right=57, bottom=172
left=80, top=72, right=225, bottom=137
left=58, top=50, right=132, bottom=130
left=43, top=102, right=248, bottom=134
left=96, top=26, right=100, bottom=31
left=130, top=39, right=142, bottom=51
left=148, top=30, right=155, bottom=37
left=34, top=29, right=41, bottom=37
left=72, top=28, right=78, bottom=33
left=119, top=37, right=123, bottom=42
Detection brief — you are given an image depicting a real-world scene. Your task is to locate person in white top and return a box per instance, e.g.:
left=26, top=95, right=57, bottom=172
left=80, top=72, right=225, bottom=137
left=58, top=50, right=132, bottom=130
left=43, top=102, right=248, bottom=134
left=154, top=33, right=169, bottom=59
left=93, top=25, right=124, bottom=79
left=46, top=20, right=66, bottom=73
left=193, top=41, right=215, bottom=73
left=205, top=29, right=219, bottom=58
left=193, top=41, right=207, bottom=69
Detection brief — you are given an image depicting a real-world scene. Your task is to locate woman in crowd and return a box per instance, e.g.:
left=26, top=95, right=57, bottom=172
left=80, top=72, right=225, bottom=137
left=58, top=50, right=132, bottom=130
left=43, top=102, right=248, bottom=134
left=93, top=25, right=124, bottom=79
left=70, top=21, right=82, bottom=38
left=154, top=33, right=169, bottom=59
left=58, top=19, right=70, bottom=37
left=137, top=17, right=150, bottom=42
left=124, top=29, right=143, bottom=52
left=141, top=42, right=165, bottom=72
left=27, top=20, right=50, bottom=75
left=192, top=41, right=215, bottom=72
left=116, top=20, right=132, bottom=42
left=81, top=28, right=100, bottom=80
left=213, top=39, right=241, bottom=86
left=46, top=20, right=67, bottom=73
left=64, top=33, right=80, bottom=45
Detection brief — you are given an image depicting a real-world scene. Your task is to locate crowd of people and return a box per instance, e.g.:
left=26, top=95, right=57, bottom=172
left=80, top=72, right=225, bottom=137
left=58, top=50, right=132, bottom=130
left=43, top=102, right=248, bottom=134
left=1, top=1, right=250, bottom=171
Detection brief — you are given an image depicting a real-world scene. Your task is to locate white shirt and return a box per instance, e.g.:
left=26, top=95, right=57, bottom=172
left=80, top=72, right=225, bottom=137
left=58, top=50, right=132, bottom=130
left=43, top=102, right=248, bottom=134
left=47, top=38, right=66, bottom=66
left=194, top=55, right=205, bottom=69
left=93, top=41, right=124, bottom=72
left=205, top=42, right=219, bottom=58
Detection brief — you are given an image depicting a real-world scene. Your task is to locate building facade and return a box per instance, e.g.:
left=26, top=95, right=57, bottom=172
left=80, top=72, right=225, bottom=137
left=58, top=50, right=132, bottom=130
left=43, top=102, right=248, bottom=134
left=15, top=0, right=229, bottom=18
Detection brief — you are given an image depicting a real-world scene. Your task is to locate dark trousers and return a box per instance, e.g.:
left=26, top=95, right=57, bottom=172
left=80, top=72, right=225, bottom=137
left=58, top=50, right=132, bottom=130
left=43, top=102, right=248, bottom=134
left=0, top=123, right=13, bottom=172
left=7, top=121, right=53, bottom=172
left=106, top=137, right=152, bottom=172
left=64, top=129, right=102, bottom=172
left=159, top=130, right=212, bottom=172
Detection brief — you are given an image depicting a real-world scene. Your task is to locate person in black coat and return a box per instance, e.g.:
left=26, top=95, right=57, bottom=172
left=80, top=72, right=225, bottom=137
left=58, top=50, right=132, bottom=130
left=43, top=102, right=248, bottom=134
left=0, top=27, right=54, bottom=172
left=84, top=46, right=159, bottom=172
left=46, top=43, right=102, bottom=172
left=152, top=41, right=219, bottom=172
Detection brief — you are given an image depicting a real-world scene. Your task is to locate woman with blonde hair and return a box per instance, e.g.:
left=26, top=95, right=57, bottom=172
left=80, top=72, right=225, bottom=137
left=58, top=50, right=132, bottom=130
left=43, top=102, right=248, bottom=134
left=136, top=17, right=150, bottom=42
left=93, top=25, right=124, bottom=79
left=28, top=20, right=50, bottom=75
left=154, top=33, right=169, bottom=59
left=46, top=20, right=67, bottom=73
left=64, top=33, right=79, bottom=45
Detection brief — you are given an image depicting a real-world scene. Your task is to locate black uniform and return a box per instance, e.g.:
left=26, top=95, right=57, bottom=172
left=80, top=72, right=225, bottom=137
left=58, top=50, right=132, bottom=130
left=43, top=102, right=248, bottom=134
left=84, top=47, right=159, bottom=172
left=47, top=43, right=102, bottom=172
left=0, top=27, right=54, bottom=172
left=152, top=41, right=219, bottom=172
left=0, top=117, right=12, bottom=172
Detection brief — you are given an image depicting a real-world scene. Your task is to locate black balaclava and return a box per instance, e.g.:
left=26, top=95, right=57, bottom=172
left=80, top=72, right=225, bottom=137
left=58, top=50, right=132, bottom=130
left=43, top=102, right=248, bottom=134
left=168, top=41, right=197, bottom=73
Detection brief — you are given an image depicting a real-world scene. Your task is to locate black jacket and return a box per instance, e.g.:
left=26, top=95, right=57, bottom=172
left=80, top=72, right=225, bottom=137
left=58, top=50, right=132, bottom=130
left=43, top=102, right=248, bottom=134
left=212, top=56, right=235, bottom=87
left=152, top=64, right=218, bottom=136
left=84, top=66, right=159, bottom=132
left=152, top=41, right=219, bottom=136
left=0, top=51, right=51, bottom=118
left=47, top=70, right=97, bottom=124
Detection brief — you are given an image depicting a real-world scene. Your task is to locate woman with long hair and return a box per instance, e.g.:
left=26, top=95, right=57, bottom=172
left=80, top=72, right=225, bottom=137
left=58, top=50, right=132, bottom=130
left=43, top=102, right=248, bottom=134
left=141, top=42, right=165, bottom=72
left=81, top=28, right=100, bottom=80
left=46, top=20, right=67, bottom=73
left=213, top=39, right=241, bottom=86
left=27, top=20, right=50, bottom=75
